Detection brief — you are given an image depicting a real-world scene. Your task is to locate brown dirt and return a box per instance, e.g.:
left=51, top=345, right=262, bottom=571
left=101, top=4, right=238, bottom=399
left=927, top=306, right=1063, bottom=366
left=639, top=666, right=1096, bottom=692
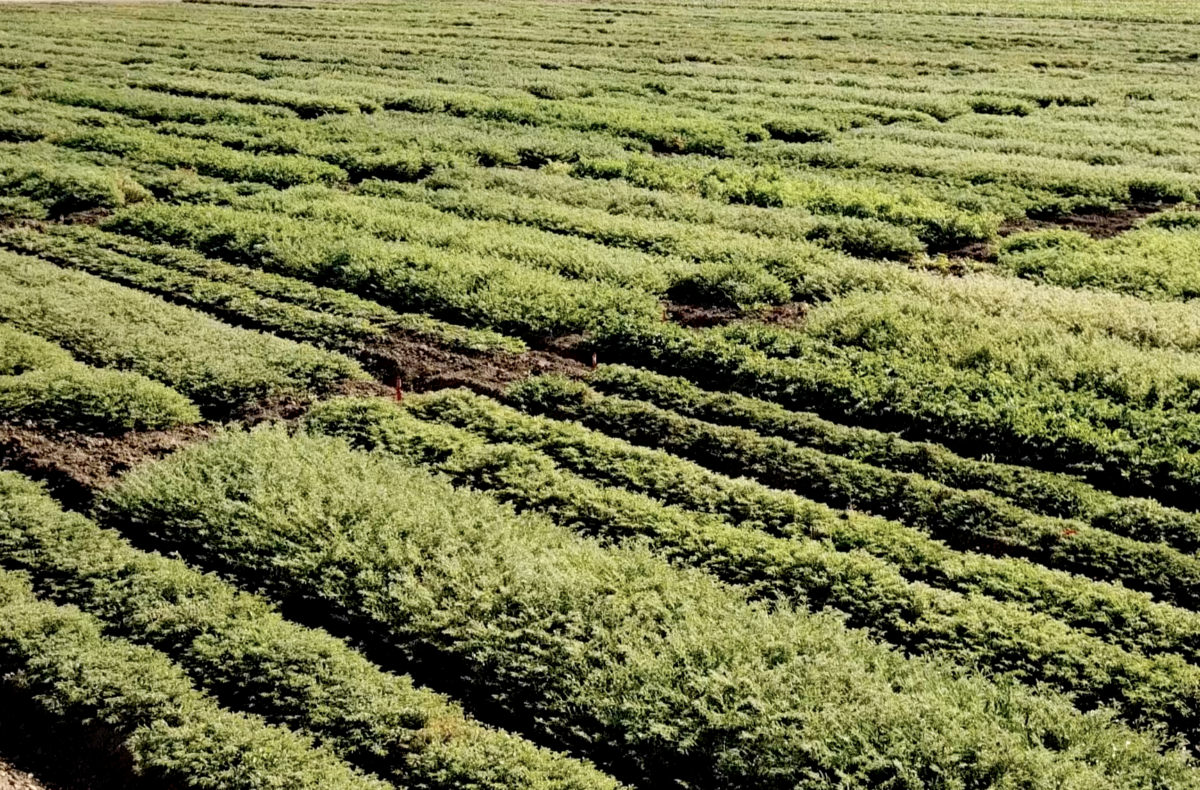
left=1014, top=203, right=1171, bottom=239
left=663, top=301, right=808, bottom=329
left=0, top=761, right=50, bottom=790
left=662, top=302, right=744, bottom=329
left=760, top=302, right=807, bottom=327
left=0, top=423, right=211, bottom=511
left=355, top=332, right=589, bottom=399
left=946, top=202, right=1183, bottom=263
left=0, top=332, right=589, bottom=511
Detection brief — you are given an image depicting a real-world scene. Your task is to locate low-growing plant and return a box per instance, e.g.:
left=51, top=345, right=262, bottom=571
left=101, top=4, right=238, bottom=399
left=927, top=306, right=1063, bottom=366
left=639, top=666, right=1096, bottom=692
left=96, top=427, right=1200, bottom=790
left=0, top=471, right=625, bottom=790
left=0, top=250, right=366, bottom=413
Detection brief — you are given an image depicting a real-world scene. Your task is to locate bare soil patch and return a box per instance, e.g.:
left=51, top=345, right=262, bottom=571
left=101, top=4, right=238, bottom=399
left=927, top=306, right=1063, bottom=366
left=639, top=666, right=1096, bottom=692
left=946, top=202, right=1184, bottom=262
left=356, top=331, right=588, bottom=398
left=0, top=760, right=50, bottom=790
left=1016, top=202, right=1172, bottom=239
left=0, top=423, right=211, bottom=510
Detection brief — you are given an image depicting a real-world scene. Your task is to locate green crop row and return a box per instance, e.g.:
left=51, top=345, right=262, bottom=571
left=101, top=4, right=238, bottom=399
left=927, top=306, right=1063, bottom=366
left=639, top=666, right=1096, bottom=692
left=102, top=203, right=663, bottom=337
left=515, top=377, right=1200, bottom=610
left=0, top=323, right=200, bottom=433
left=61, top=125, right=347, bottom=189
left=722, top=293, right=1200, bottom=413
left=97, top=426, right=1199, bottom=790
left=0, top=250, right=366, bottom=414
left=375, top=168, right=927, bottom=261
left=0, top=568, right=389, bottom=790
left=1, top=226, right=526, bottom=354
left=236, top=185, right=812, bottom=307
left=591, top=364, right=1200, bottom=553
left=0, top=365, right=200, bottom=433
left=135, top=76, right=374, bottom=118
left=307, top=395, right=1200, bottom=742
left=236, top=185, right=691, bottom=297
left=405, top=386, right=1200, bottom=665
left=0, top=324, right=73, bottom=375
left=593, top=319, right=1200, bottom=506
left=570, top=155, right=1001, bottom=250
left=35, top=79, right=293, bottom=126
left=998, top=223, right=1200, bottom=301
left=0, top=471, right=624, bottom=790
left=380, top=86, right=753, bottom=157
left=0, top=141, right=151, bottom=219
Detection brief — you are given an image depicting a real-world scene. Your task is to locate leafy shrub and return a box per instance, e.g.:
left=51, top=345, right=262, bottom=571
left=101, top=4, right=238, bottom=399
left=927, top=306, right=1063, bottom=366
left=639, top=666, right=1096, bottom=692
left=0, top=471, right=624, bottom=790
left=0, top=324, right=73, bottom=376
left=0, top=566, right=388, bottom=790
left=98, top=427, right=1200, bottom=790
left=999, top=229, right=1093, bottom=254
left=0, top=250, right=366, bottom=413
left=1145, top=209, right=1200, bottom=231
left=0, top=366, right=200, bottom=432
left=308, top=395, right=1200, bottom=742
left=508, top=379, right=1200, bottom=610
left=592, top=363, right=1200, bottom=553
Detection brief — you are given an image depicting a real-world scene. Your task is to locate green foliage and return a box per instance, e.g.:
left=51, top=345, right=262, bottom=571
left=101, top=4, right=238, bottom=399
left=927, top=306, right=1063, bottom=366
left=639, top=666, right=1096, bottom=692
left=999, top=224, right=1200, bottom=300
left=592, top=364, right=1200, bottom=553
left=0, top=323, right=199, bottom=432
left=0, top=323, right=73, bottom=376
left=2, top=225, right=526, bottom=354
left=0, top=365, right=200, bottom=433
left=62, top=127, right=346, bottom=189
left=0, top=142, right=151, bottom=216
left=0, top=567, right=389, bottom=790
left=510, top=378, right=1200, bottom=610
left=999, top=229, right=1094, bottom=254
left=0, top=250, right=365, bottom=413
left=103, top=202, right=663, bottom=337
left=307, top=394, right=1200, bottom=742
left=0, top=471, right=624, bottom=790
left=97, top=427, right=1200, bottom=790
left=592, top=318, right=1200, bottom=507
left=411, top=383, right=1200, bottom=666
left=1145, top=209, right=1200, bottom=231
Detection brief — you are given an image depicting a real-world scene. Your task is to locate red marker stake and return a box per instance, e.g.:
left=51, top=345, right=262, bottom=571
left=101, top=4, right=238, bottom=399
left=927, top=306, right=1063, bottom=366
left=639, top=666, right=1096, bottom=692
left=395, top=376, right=404, bottom=403
left=591, top=352, right=598, bottom=370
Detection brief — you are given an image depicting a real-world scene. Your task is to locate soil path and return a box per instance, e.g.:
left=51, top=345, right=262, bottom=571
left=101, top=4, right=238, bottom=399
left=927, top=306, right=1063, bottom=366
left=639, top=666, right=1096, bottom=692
left=0, top=761, right=51, bottom=790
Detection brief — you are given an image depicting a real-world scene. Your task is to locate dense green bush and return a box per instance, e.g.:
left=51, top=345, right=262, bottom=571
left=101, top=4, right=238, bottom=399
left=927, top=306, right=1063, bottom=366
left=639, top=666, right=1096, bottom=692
left=63, top=127, right=346, bottom=189
left=0, top=365, right=200, bottom=432
left=0, top=323, right=199, bottom=432
left=0, top=142, right=151, bottom=216
left=0, top=323, right=73, bottom=376
left=99, top=427, right=1200, bottom=790
left=0, top=250, right=366, bottom=413
left=104, top=203, right=663, bottom=337
left=0, top=567, right=389, bottom=790
left=592, top=364, right=1200, bottom=553
left=410, top=385, right=1200, bottom=665
left=998, top=224, right=1200, bottom=301
left=3, top=226, right=525, bottom=354
left=0, top=471, right=624, bottom=790
left=592, top=319, right=1200, bottom=506
left=512, top=377, right=1200, bottom=610
left=307, top=395, right=1200, bottom=741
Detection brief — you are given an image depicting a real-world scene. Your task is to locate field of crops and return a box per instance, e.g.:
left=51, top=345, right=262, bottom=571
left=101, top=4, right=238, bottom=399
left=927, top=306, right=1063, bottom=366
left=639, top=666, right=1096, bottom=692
left=3, top=0, right=1200, bottom=787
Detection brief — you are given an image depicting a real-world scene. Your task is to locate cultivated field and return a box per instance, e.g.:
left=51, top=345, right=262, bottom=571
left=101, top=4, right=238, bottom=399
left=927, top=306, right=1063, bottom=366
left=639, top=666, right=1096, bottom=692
left=3, top=0, right=1200, bottom=787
